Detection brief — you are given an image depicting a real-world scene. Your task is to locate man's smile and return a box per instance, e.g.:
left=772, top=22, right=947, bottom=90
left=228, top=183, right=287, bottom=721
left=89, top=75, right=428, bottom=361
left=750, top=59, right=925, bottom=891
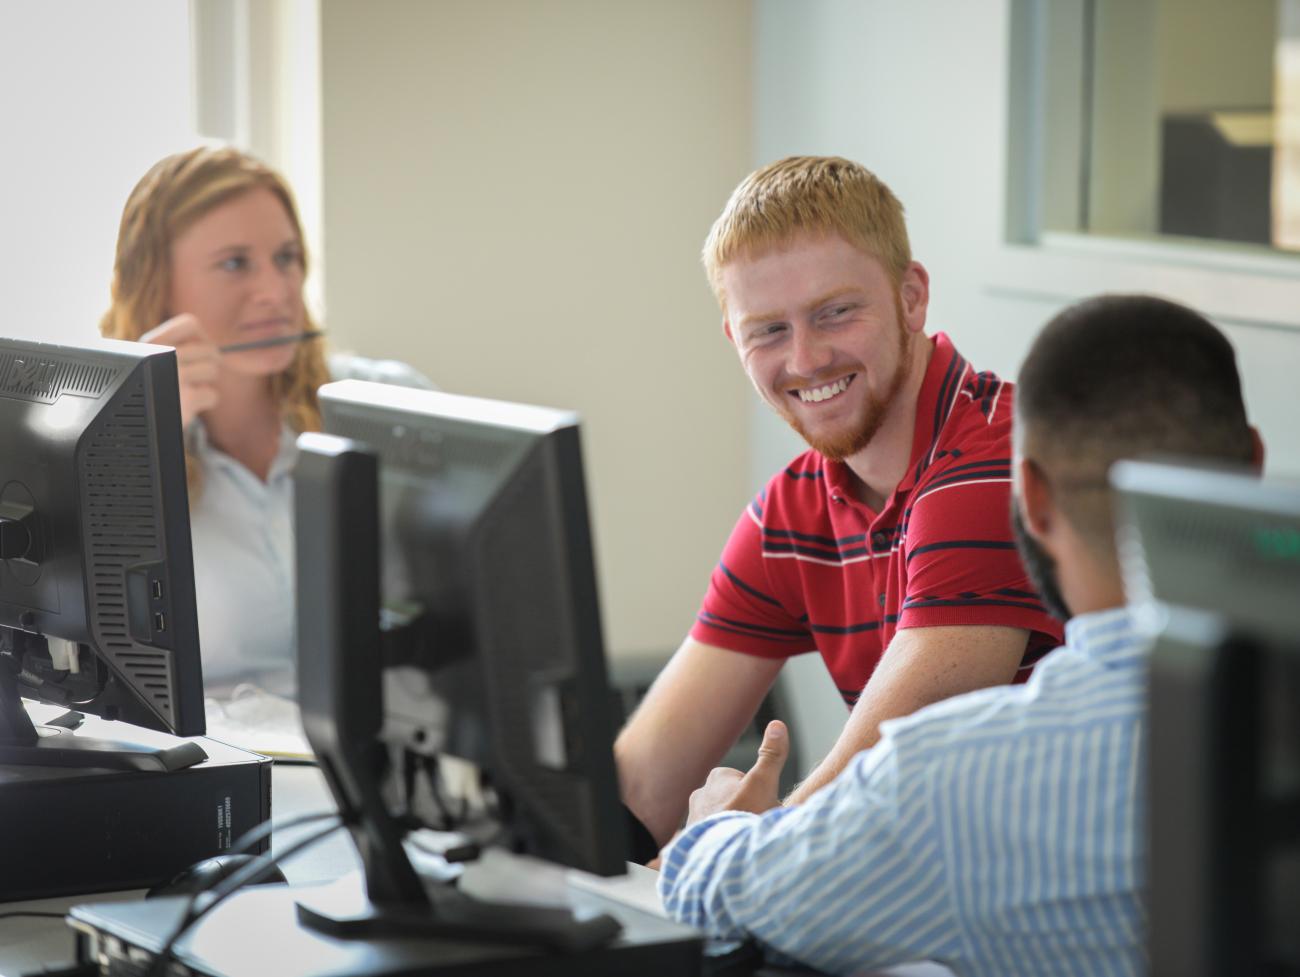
left=789, top=373, right=856, bottom=404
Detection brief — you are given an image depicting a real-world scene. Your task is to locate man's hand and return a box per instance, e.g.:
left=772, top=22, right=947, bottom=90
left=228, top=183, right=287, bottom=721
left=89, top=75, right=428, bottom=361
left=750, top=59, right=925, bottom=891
left=141, top=314, right=221, bottom=429
left=616, top=639, right=784, bottom=845
left=685, top=720, right=789, bottom=828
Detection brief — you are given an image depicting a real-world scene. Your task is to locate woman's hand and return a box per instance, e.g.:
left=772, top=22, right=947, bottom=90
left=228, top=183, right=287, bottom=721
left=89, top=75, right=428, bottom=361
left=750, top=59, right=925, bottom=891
left=140, top=314, right=220, bottom=430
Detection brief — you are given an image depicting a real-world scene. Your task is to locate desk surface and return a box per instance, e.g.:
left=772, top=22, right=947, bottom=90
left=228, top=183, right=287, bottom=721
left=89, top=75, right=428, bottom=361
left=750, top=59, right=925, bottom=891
left=3, top=763, right=953, bottom=977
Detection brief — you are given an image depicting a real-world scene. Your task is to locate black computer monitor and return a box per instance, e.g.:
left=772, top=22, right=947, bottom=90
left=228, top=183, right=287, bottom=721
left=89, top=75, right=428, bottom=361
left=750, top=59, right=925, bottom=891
left=292, top=380, right=626, bottom=949
left=1112, top=459, right=1300, bottom=977
left=0, top=337, right=206, bottom=771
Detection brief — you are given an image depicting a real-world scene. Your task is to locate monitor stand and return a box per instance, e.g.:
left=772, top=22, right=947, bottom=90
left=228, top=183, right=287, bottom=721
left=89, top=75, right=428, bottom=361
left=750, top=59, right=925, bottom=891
left=296, top=873, right=623, bottom=954
left=292, top=439, right=622, bottom=955
left=0, top=662, right=205, bottom=771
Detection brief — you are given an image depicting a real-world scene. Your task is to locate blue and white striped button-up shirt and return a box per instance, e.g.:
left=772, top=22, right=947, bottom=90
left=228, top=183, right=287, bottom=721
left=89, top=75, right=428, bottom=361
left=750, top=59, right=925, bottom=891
left=659, top=608, right=1148, bottom=977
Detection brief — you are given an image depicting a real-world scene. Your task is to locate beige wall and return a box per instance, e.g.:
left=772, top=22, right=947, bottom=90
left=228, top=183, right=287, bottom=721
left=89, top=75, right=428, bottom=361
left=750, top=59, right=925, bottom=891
left=319, top=0, right=754, bottom=659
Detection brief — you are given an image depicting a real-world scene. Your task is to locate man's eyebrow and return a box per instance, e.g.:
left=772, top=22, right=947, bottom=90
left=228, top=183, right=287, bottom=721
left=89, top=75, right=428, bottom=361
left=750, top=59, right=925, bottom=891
left=737, top=309, right=783, bottom=331
left=805, top=288, right=860, bottom=312
left=736, top=289, right=864, bottom=332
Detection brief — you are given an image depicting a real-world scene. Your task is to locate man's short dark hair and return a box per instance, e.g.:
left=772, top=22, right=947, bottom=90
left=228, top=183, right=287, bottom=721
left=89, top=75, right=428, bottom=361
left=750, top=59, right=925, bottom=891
left=1015, top=293, right=1253, bottom=558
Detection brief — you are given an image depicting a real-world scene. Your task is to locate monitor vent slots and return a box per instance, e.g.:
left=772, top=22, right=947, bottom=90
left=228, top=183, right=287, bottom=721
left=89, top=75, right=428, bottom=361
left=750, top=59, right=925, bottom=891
left=80, top=377, right=174, bottom=720
left=0, top=351, right=117, bottom=404
left=330, top=412, right=522, bottom=478
left=1145, top=505, right=1288, bottom=583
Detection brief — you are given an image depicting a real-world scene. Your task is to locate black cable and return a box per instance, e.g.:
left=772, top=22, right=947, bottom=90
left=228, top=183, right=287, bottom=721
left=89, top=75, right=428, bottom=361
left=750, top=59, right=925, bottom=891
left=145, top=813, right=343, bottom=977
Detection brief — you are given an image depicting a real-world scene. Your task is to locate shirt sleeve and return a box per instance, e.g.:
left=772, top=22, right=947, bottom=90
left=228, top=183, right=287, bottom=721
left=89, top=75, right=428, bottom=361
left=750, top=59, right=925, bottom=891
left=326, top=352, right=438, bottom=390
left=898, top=475, right=1064, bottom=650
left=657, top=737, right=962, bottom=973
left=688, top=497, right=815, bottom=658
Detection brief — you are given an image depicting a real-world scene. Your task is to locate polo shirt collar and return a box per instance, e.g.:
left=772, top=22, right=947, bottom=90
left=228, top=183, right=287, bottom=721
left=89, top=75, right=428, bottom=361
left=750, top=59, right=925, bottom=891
left=821, top=332, right=965, bottom=506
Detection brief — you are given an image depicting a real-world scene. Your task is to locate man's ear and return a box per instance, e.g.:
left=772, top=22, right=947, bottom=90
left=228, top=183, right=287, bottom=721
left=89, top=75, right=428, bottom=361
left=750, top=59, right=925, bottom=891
left=898, top=261, right=930, bottom=334
left=1249, top=425, right=1266, bottom=472
left=1017, top=456, right=1055, bottom=541
left=722, top=316, right=735, bottom=345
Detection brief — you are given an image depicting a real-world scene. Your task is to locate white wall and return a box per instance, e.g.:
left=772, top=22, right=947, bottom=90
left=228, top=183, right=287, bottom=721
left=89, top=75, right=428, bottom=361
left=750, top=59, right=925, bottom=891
left=753, top=0, right=1300, bottom=766
left=1, top=1, right=196, bottom=345
left=317, top=0, right=754, bottom=660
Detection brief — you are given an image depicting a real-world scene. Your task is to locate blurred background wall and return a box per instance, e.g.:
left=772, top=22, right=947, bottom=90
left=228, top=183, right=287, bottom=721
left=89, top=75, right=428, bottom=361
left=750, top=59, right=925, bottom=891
left=316, top=0, right=753, bottom=661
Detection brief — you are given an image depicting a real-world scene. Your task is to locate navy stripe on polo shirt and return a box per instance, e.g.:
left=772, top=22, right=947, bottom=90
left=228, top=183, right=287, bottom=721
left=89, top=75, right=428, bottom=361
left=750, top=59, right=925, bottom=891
left=691, top=333, right=1064, bottom=703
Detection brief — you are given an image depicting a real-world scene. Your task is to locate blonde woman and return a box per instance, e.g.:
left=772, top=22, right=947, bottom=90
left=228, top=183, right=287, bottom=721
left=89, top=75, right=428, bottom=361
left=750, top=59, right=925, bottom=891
left=102, top=146, right=427, bottom=695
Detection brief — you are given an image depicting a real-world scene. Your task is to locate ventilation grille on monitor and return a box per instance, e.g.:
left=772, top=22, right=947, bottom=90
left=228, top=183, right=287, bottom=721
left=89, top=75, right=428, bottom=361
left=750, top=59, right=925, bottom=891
left=0, top=350, right=117, bottom=404
left=1141, top=503, right=1299, bottom=589
left=81, top=376, right=174, bottom=722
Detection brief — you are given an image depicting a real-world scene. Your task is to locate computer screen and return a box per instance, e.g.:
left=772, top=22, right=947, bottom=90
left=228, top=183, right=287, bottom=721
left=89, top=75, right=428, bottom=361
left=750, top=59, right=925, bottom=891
left=1113, top=459, right=1300, bottom=977
left=292, top=380, right=626, bottom=948
left=0, top=337, right=206, bottom=771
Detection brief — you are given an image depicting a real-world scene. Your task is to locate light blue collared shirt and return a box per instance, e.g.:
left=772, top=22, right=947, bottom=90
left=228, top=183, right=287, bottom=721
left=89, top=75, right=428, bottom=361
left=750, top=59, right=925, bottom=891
left=188, top=418, right=299, bottom=694
left=660, top=608, right=1149, bottom=977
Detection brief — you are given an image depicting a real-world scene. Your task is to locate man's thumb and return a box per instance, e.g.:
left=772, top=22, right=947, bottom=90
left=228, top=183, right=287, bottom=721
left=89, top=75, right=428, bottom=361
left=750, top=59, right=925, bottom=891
left=747, top=720, right=789, bottom=783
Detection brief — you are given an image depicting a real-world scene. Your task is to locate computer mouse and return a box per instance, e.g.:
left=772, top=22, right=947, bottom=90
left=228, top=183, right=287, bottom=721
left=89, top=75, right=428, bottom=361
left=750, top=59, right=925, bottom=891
left=146, top=852, right=288, bottom=898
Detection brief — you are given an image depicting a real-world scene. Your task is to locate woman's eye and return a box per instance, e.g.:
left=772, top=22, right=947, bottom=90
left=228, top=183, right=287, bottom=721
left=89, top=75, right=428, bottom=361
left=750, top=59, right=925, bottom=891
left=275, top=249, right=303, bottom=271
left=218, top=255, right=248, bottom=272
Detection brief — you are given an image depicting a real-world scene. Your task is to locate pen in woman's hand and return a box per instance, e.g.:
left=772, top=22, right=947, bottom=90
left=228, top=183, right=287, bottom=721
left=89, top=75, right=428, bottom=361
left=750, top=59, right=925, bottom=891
left=219, top=330, right=324, bottom=354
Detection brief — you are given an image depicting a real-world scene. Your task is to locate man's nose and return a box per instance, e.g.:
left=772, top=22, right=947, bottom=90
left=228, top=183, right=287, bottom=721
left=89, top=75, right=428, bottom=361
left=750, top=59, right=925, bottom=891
left=788, top=326, right=832, bottom=377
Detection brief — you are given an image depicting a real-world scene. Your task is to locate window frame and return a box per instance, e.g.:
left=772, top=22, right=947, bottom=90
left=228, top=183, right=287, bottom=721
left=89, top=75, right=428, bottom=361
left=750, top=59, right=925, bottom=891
left=996, top=0, right=1300, bottom=331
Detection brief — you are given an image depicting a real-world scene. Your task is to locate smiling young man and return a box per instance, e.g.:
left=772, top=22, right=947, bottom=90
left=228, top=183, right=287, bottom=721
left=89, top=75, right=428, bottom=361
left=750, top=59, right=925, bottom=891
left=615, top=157, right=1064, bottom=847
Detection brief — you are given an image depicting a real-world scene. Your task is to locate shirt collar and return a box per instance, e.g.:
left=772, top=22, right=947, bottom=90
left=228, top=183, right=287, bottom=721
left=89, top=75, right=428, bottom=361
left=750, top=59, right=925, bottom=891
left=822, top=332, right=964, bottom=505
left=897, top=331, right=965, bottom=494
left=187, top=417, right=299, bottom=482
left=1063, top=606, right=1149, bottom=668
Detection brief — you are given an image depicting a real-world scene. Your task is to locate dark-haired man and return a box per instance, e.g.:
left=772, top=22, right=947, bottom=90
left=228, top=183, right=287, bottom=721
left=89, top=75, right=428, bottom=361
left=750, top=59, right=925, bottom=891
left=656, top=294, right=1263, bottom=977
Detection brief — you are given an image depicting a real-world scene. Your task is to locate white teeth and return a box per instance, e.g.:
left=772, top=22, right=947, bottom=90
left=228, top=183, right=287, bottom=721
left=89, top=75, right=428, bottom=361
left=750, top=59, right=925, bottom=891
left=797, top=376, right=851, bottom=403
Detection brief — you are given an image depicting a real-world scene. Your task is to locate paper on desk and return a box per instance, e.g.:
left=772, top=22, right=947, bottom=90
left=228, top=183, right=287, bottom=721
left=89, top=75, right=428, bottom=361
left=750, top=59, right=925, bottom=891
left=567, top=860, right=665, bottom=918
left=203, top=685, right=313, bottom=760
left=455, top=850, right=667, bottom=920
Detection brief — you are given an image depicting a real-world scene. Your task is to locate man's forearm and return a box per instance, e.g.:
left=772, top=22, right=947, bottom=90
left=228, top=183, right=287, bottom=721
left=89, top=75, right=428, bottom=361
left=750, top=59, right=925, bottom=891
left=785, top=625, right=1030, bottom=806
left=616, top=739, right=692, bottom=845
left=783, top=721, right=879, bottom=806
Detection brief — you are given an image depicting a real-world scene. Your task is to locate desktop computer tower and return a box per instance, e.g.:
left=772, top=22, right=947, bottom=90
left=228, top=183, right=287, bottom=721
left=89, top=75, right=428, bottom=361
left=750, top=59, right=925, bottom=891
left=0, top=732, right=271, bottom=902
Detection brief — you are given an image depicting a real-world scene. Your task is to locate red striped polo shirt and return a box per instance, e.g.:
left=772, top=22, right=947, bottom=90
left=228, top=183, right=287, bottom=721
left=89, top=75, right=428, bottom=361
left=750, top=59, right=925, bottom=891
left=692, top=332, right=1064, bottom=707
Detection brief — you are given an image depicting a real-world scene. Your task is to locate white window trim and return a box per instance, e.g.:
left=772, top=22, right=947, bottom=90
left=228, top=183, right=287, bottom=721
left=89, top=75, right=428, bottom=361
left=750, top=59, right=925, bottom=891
left=189, top=0, right=326, bottom=322
left=1000, top=0, right=1300, bottom=331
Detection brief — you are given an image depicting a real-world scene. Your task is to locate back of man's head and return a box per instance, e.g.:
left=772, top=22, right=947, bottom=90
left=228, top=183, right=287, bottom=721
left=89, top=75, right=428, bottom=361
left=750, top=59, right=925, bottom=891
left=703, top=156, right=911, bottom=307
left=1016, top=294, right=1255, bottom=563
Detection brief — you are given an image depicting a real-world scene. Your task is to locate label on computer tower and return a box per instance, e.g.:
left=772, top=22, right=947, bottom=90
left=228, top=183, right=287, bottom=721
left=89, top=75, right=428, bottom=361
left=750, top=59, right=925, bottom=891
left=214, top=792, right=233, bottom=849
